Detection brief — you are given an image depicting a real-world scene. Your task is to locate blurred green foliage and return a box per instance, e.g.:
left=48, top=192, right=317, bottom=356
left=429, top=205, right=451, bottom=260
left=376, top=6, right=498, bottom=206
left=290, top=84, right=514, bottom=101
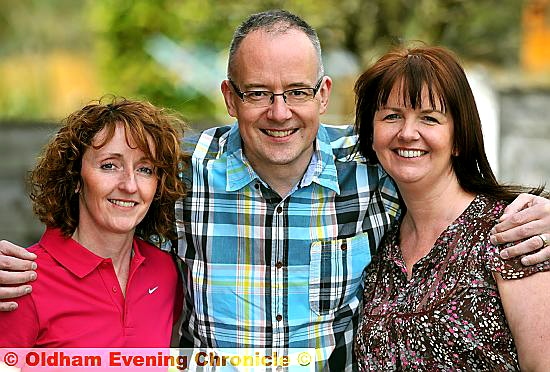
left=0, top=0, right=524, bottom=123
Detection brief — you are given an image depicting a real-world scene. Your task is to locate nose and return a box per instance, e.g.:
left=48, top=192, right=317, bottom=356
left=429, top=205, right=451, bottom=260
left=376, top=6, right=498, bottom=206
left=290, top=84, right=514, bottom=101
left=266, top=95, right=292, bottom=122
left=118, top=170, right=138, bottom=193
left=397, top=117, right=420, bottom=141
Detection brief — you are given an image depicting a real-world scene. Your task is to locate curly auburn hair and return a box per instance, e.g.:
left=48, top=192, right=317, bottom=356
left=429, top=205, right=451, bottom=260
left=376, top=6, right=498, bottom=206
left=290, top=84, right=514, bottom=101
left=29, top=96, right=188, bottom=244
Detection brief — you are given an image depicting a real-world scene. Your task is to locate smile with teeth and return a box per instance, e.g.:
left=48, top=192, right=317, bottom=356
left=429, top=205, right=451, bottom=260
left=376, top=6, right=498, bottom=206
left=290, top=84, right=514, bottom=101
left=262, top=129, right=297, bottom=138
left=396, top=149, right=427, bottom=158
left=109, top=199, right=137, bottom=207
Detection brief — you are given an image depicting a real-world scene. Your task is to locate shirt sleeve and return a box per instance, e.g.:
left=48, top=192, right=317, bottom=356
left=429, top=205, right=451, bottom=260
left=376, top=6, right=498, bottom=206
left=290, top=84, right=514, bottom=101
left=377, top=164, right=401, bottom=222
left=0, top=293, right=40, bottom=347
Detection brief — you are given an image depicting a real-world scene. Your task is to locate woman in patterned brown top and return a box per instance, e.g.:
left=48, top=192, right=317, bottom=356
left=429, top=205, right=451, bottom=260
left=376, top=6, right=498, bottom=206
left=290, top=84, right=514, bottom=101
left=353, top=45, right=550, bottom=371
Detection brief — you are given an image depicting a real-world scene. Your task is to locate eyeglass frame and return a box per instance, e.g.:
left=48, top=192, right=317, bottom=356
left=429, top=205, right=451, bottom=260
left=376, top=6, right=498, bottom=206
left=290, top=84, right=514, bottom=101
left=228, top=77, right=325, bottom=106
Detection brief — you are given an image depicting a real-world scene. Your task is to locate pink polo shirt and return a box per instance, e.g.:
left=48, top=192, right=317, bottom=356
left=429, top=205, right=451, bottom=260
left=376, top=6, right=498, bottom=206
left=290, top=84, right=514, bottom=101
left=0, top=228, right=182, bottom=347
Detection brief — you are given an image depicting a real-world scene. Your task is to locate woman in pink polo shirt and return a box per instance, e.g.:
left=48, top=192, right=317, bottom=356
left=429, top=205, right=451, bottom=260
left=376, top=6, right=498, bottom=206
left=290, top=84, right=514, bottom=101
left=0, top=97, right=186, bottom=347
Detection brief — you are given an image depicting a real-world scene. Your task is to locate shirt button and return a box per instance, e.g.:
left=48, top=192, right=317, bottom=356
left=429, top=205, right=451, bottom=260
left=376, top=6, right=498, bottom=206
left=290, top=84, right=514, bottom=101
left=276, top=314, right=283, bottom=322
left=341, top=242, right=348, bottom=251
left=112, top=286, right=118, bottom=293
left=275, top=261, right=284, bottom=269
left=276, top=206, right=283, bottom=214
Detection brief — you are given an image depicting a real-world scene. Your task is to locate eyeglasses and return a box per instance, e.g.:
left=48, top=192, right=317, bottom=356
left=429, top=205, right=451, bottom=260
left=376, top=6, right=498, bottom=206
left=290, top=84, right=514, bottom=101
left=228, top=77, right=324, bottom=107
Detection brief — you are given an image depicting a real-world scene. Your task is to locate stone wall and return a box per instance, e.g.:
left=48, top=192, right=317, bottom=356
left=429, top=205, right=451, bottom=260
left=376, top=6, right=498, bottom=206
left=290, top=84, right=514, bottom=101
left=0, top=124, right=57, bottom=246
left=499, top=89, right=550, bottom=188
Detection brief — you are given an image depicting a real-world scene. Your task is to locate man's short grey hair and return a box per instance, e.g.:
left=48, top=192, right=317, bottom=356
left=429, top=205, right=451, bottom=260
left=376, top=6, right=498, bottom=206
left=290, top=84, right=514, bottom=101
left=227, top=9, right=325, bottom=81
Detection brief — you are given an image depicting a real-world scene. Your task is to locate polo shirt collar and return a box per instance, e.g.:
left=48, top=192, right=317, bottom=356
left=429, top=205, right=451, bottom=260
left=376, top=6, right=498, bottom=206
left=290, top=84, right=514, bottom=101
left=39, top=227, right=144, bottom=279
left=224, top=123, right=340, bottom=194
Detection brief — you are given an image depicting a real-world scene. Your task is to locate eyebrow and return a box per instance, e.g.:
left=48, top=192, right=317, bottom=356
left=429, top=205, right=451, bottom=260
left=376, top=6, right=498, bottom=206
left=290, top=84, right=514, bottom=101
left=96, top=151, right=153, bottom=161
left=242, top=81, right=314, bottom=90
left=96, top=151, right=124, bottom=158
left=420, top=108, right=446, bottom=115
left=380, top=106, right=446, bottom=115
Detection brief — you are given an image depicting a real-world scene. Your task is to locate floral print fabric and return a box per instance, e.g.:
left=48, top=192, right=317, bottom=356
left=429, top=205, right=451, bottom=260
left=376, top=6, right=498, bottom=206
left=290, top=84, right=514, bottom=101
left=355, top=194, right=550, bottom=371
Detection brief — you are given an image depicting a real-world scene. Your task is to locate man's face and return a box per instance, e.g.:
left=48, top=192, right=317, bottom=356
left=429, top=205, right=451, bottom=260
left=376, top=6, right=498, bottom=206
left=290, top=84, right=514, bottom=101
left=222, top=28, right=331, bottom=178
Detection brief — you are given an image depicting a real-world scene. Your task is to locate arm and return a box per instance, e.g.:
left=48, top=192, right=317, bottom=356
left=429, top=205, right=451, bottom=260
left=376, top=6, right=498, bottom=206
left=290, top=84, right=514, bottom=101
left=0, top=240, right=37, bottom=311
left=170, top=312, right=184, bottom=347
left=496, top=270, right=550, bottom=371
left=490, top=194, right=550, bottom=265
left=0, top=281, right=39, bottom=347
left=170, top=257, right=184, bottom=348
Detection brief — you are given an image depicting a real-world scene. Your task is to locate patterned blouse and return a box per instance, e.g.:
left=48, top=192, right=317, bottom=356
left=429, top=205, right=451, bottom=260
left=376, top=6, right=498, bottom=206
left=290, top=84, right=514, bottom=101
left=355, top=194, right=550, bottom=371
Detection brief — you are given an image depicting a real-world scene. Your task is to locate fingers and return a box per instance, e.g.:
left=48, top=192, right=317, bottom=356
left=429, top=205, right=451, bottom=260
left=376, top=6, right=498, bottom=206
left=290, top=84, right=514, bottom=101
left=519, top=248, right=550, bottom=266
left=0, top=240, right=37, bottom=261
left=0, top=301, right=18, bottom=312
left=0, top=241, right=38, bottom=306
left=0, top=267, right=36, bottom=286
left=500, top=193, right=534, bottom=218
left=492, top=195, right=550, bottom=266
left=0, top=241, right=38, bottom=279
left=491, top=217, right=545, bottom=246
left=0, top=281, right=32, bottom=313
left=0, top=282, right=31, bottom=297
left=499, top=235, right=548, bottom=262
left=0, top=255, right=37, bottom=275
left=492, top=200, right=550, bottom=244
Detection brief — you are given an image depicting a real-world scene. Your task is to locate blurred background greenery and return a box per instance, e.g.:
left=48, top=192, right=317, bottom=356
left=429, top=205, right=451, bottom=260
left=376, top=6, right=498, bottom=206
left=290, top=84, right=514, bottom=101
left=1, top=0, right=548, bottom=126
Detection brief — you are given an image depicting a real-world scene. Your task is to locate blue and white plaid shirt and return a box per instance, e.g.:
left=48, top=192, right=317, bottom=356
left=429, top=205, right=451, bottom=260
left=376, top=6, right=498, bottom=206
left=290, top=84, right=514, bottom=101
left=174, top=123, right=400, bottom=371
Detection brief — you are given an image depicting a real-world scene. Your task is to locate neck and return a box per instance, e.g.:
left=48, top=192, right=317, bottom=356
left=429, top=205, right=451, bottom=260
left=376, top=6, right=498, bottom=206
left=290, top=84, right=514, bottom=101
left=258, top=167, right=305, bottom=197
left=246, top=148, right=314, bottom=197
left=402, top=186, right=474, bottom=229
left=396, top=175, right=475, bottom=279
left=72, top=225, right=134, bottom=294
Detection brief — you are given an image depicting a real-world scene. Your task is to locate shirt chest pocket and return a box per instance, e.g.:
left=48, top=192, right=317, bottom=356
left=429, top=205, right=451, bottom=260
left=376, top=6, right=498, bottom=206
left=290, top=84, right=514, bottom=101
left=309, top=233, right=372, bottom=315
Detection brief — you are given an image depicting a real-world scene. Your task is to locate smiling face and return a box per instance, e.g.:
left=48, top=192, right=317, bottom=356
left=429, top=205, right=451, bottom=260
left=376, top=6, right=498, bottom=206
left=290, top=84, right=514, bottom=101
left=221, top=28, right=331, bottom=179
left=372, top=83, right=455, bottom=189
left=77, top=123, right=158, bottom=237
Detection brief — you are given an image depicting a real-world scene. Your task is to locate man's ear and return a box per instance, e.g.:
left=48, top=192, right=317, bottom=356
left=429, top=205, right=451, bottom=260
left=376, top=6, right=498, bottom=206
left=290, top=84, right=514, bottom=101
left=317, top=76, right=332, bottom=115
left=221, top=80, right=238, bottom=118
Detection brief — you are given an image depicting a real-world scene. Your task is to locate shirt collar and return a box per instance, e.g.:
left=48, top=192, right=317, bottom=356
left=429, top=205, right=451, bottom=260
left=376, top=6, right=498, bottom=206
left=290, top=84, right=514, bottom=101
left=224, top=123, right=340, bottom=194
left=39, top=227, right=144, bottom=278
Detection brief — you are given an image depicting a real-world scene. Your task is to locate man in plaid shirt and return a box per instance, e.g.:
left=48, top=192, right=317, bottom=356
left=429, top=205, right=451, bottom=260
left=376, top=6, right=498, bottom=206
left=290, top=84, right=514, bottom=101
left=173, top=10, right=399, bottom=370
left=172, top=9, right=550, bottom=371
left=2, top=8, right=550, bottom=372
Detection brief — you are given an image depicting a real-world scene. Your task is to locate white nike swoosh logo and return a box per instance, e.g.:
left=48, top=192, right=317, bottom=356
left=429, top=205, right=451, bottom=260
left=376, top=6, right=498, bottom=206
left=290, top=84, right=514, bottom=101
left=148, top=286, right=159, bottom=294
